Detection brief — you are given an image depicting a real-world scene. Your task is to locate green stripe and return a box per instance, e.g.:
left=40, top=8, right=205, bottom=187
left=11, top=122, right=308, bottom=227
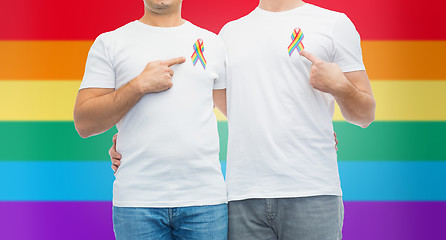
left=4, top=121, right=117, bottom=161
left=1, top=121, right=445, bottom=161
left=335, top=121, right=446, bottom=160
left=218, top=121, right=228, bottom=162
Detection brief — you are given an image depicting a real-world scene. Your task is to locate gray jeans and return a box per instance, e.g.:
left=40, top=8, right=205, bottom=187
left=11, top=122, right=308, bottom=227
left=228, top=195, right=344, bottom=240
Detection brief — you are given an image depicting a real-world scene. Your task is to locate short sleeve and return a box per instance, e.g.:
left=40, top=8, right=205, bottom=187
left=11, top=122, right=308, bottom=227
left=80, top=34, right=116, bottom=90
left=218, top=23, right=229, bottom=40
left=213, top=37, right=227, bottom=90
left=331, top=14, right=365, bottom=72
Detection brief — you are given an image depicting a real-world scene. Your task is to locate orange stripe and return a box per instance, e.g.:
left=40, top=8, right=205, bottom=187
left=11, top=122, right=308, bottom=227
left=363, top=41, right=446, bottom=80
left=0, top=41, right=91, bottom=80
left=1, top=41, right=445, bottom=80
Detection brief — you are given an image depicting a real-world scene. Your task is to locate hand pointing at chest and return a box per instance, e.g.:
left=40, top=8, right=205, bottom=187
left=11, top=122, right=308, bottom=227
left=300, top=50, right=351, bottom=96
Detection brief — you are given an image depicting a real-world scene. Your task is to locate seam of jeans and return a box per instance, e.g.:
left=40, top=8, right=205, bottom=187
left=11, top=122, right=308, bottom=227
left=265, top=199, right=277, bottom=225
left=168, top=208, right=173, bottom=225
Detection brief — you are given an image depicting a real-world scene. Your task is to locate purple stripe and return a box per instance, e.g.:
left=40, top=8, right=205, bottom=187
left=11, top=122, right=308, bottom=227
left=1, top=201, right=446, bottom=239
left=0, top=202, right=114, bottom=240
left=344, top=202, right=446, bottom=239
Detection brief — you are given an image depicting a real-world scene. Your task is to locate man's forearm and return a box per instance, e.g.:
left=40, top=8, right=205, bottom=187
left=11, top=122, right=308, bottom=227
left=74, top=57, right=185, bottom=138
left=74, top=79, right=144, bottom=138
left=333, top=80, right=375, bottom=128
left=213, top=89, right=227, bottom=117
left=299, top=51, right=375, bottom=128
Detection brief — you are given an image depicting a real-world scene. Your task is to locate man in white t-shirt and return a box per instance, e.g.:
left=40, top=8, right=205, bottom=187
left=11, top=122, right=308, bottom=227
left=219, top=1, right=375, bottom=239
left=215, top=0, right=375, bottom=240
left=111, top=0, right=375, bottom=239
left=73, top=0, right=228, bottom=239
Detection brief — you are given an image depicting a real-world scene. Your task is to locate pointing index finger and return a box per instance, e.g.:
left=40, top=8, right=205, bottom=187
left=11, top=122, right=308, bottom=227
left=165, top=57, right=186, bottom=67
left=300, top=50, right=321, bottom=64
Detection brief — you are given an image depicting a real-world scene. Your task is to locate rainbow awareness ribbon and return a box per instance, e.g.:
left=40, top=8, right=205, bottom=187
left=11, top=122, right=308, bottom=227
left=191, top=39, right=207, bottom=69
left=288, top=28, right=304, bottom=56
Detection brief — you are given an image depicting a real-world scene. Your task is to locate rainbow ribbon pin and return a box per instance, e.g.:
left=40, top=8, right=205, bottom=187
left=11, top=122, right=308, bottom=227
left=288, top=28, right=304, bottom=56
left=191, top=39, right=207, bottom=69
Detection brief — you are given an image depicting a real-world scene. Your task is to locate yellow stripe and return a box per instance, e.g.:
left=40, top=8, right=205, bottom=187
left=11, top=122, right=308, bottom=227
left=349, top=80, right=446, bottom=121
left=1, top=80, right=445, bottom=121
left=0, top=81, right=81, bottom=121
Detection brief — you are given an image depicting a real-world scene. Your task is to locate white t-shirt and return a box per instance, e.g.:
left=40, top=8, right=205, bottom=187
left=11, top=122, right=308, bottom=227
left=80, top=20, right=227, bottom=207
left=219, top=4, right=365, bottom=201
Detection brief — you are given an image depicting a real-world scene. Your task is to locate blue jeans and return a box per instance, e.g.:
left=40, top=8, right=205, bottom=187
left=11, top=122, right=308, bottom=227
left=113, top=204, right=228, bottom=240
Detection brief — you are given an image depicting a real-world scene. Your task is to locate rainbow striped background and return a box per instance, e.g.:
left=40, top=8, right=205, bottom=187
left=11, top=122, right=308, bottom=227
left=1, top=0, right=445, bottom=239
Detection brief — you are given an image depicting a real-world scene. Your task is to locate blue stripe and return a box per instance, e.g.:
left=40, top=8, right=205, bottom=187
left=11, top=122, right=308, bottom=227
left=220, top=160, right=227, bottom=177
left=2, top=161, right=113, bottom=201
left=2, top=161, right=445, bottom=201
left=339, top=161, right=446, bottom=201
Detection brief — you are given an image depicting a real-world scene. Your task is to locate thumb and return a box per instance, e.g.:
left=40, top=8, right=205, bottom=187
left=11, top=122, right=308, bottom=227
left=300, top=50, right=321, bottom=64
